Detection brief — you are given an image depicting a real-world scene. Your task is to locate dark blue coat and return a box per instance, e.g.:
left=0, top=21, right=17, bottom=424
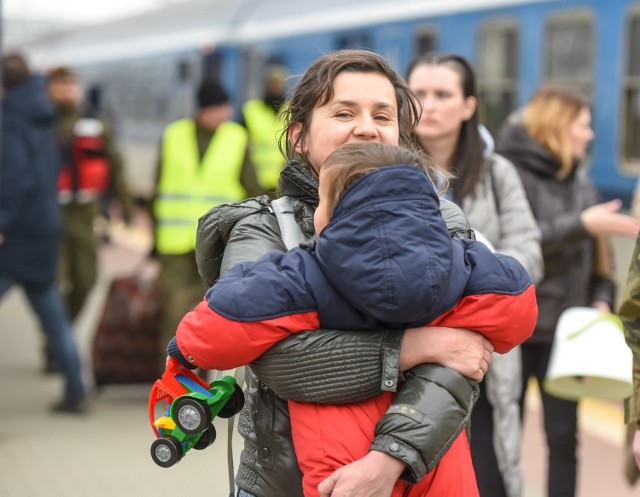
left=172, top=165, right=536, bottom=371
left=0, top=78, right=61, bottom=285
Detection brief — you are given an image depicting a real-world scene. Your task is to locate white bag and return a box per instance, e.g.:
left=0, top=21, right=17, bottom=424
left=544, top=306, right=633, bottom=401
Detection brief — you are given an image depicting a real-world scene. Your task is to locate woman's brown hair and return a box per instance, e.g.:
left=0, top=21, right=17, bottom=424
left=522, top=85, right=590, bottom=178
left=321, top=143, right=437, bottom=218
left=278, top=49, right=421, bottom=171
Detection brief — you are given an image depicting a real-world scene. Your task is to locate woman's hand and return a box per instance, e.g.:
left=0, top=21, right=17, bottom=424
left=317, top=451, right=404, bottom=497
left=580, top=199, right=640, bottom=238
left=591, top=300, right=611, bottom=313
left=401, top=326, right=493, bottom=382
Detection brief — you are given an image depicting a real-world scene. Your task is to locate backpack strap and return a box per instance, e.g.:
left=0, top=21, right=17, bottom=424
left=271, top=195, right=308, bottom=250
left=225, top=196, right=307, bottom=496
left=227, top=366, right=245, bottom=497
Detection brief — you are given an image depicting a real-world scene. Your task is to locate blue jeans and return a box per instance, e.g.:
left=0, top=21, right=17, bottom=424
left=0, top=276, right=86, bottom=402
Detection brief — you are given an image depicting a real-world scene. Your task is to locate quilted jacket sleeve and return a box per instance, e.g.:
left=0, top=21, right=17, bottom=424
left=372, top=364, right=478, bottom=483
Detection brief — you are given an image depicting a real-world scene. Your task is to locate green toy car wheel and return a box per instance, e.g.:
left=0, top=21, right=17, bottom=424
left=174, top=397, right=212, bottom=434
left=193, top=424, right=217, bottom=450
left=218, top=384, right=245, bottom=419
left=151, top=436, right=183, bottom=468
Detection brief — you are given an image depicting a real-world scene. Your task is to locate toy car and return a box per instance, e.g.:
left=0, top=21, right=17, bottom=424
left=148, top=358, right=244, bottom=468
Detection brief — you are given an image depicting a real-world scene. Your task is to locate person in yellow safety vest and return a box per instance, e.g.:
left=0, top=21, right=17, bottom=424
left=152, top=79, right=265, bottom=366
left=241, top=65, right=288, bottom=195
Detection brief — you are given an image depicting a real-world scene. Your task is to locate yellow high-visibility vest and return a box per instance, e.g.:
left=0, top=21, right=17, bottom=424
left=242, top=99, right=286, bottom=190
left=154, top=118, right=248, bottom=254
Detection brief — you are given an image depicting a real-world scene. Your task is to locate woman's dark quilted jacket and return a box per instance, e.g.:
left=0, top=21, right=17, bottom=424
left=195, top=161, right=479, bottom=496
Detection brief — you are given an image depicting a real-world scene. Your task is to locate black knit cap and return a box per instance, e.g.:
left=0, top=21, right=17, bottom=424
left=197, top=80, right=229, bottom=109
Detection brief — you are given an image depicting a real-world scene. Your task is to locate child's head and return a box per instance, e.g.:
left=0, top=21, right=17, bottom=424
left=314, top=143, right=436, bottom=234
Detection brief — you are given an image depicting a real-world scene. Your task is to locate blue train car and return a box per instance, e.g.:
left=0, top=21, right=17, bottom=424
left=21, top=0, right=640, bottom=203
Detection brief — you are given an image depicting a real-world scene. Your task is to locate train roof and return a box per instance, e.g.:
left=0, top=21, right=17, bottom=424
left=20, top=0, right=553, bottom=69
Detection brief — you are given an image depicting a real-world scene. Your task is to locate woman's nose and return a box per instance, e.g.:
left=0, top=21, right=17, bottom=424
left=354, top=115, right=378, bottom=138
left=421, top=94, right=436, bottom=111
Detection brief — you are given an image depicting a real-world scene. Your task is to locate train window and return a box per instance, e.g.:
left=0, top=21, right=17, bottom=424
left=623, top=11, right=640, bottom=166
left=178, top=60, right=191, bottom=82
left=415, top=27, right=438, bottom=56
left=544, top=11, right=594, bottom=95
left=477, top=19, right=519, bottom=136
left=336, top=32, right=372, bottom=50
left=203, top=52, right=223, bottom=81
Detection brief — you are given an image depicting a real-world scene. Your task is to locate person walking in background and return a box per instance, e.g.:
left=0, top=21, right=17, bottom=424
left=405, top=52, right=543, bottom=497
left=47, top=67, right=132, bottom=325
left=152, top=79, right=263, bottom=369
left=496, top=85, right=640, bottom=497
left=0, top=53, right=88, bottom=413
left=618, top=231, right=640, bottom=484
left=194, top=49, right=497, bottom=497
left=241, top=65, right=288, bottom=195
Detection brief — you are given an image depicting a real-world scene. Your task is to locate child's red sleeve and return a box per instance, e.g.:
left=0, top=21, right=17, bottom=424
left=431, top=285, right=538, bottom=353
left=175, top=297, right=320, bottom=370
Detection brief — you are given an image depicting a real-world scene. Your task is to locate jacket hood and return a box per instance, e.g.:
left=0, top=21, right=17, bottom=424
left=315, top=165, right=453, bottom=324
left=3, top=78, right=56, bottom=128
left=496, top=121, right=562, bottom=179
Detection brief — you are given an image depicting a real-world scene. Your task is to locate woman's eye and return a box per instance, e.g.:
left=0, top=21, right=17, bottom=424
left=335, top=111, right=352, bottom=118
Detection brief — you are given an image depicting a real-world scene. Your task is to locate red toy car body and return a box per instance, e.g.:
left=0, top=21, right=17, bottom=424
left=148, top=358, right=243, bottom=467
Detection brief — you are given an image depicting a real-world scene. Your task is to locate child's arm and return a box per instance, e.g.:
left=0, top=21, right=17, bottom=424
left=169, top=250, right=321, bottom=371
left=173, top=298, right=320, bottom=370
left=435, top=241, right=538, bottom=354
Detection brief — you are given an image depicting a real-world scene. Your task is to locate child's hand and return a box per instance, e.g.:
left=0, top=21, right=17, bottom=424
left=165, top=356, right=187, bottom=371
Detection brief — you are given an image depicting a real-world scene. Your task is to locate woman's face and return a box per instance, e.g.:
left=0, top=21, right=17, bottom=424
left=290, top=71, right=399, bottom=173
left=408, top=64, right=476, bottom=145
left=568, top=107, right=594, bottom=160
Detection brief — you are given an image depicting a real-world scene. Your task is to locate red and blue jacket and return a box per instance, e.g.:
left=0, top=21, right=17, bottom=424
left=169, top=165, right=537, bottom=496
left=171, top=165, right=536, bottom=371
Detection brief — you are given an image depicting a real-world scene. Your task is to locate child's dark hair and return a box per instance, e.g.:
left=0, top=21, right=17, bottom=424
left=321, top=143, right=440, bottom=218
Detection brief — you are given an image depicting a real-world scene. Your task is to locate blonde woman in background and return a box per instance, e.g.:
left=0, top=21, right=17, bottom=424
left=496, top=86, right=640, bottom=497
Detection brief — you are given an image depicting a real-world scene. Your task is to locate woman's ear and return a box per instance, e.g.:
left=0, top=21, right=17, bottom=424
left=289, top=122, right=303, bottom=153
left=463, top=96, right=478, bottom=121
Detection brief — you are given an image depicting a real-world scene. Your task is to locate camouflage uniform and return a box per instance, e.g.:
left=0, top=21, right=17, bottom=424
left=55, top=108, right=131, bottom=319
left=618, top=232, right=640, bottom=484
